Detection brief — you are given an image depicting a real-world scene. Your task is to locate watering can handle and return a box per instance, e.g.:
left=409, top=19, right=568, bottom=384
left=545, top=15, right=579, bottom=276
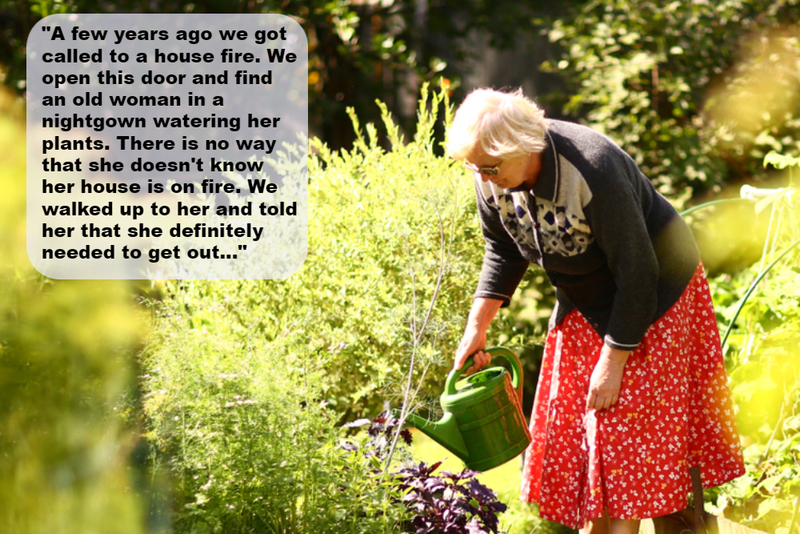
left=446, top=346, right=524, bottom=401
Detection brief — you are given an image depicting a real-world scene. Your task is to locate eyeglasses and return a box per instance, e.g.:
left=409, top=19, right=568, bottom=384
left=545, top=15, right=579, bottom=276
left=463, top=160, right=501, bottom=176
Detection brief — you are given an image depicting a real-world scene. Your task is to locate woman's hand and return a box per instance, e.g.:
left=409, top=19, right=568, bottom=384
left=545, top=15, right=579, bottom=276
left=453, top=298, right=503, bottom=375
left=454, top=326, right=491, bottom=375
left=587, top=345, right=631, bottom=410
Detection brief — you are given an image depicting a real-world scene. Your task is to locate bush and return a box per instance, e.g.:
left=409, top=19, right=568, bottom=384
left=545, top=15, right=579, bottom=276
left=0, top=91, right=149, bottom=533
left=144, top=84, right=491, bottom=421
left=395, top=461, right=507, bottom=534
left=544, top=0, right=800, bottom=200
left=703, top=155, right=800, bottom=532
left=142, top=278, right=409, bottom=533
left=141, top=85, right=537, bottom=532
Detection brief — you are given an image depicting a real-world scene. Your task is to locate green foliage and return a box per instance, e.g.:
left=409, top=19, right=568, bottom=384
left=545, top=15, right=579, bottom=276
left=704, top=153, right=800, bottom=533
left=544, top=0, right=800, bottom=199
left=765, top=149, right=800, bottom=170
left=145, top=85, right=487, bottom=425
left=4, top=0, right=546, bottom=151
left=332, top=435, right=409, bottom=534
left=0, top=90, right=148, bottom=533
left=302, top=85, right=486, bottom=418
left=141, top=86, right=535, bottom=532
left=143, top=279, right=409, bottom=533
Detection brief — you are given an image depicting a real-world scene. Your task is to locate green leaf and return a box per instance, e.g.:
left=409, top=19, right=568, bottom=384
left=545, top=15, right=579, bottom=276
left=756, top=496, right=792, bottom=519
left=764, top=151, right=800, bottom=170
left=758, top=474, right=782, bottom=493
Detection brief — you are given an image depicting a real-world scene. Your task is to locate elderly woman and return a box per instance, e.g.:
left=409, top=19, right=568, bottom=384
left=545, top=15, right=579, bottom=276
left=447, top=88, right=744, bottom=534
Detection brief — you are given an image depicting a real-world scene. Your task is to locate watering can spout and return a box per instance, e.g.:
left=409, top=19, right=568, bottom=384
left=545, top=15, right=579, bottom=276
left=402, top=412, right=469, bottom=462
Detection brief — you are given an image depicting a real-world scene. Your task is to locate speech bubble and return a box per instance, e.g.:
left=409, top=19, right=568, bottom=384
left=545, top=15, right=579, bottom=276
left=27, top=14, right=308, bottom=279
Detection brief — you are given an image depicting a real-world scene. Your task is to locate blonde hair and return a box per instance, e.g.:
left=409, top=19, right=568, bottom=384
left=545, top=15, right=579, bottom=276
left=446, top=88, right=548, bottom=161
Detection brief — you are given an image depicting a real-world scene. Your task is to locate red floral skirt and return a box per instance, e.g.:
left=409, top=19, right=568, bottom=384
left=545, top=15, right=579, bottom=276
left=520, top=263, right=745, bottom=528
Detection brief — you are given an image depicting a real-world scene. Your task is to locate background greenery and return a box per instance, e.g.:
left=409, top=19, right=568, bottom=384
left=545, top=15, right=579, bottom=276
left=0, top=91, right=151, bottom=533
left=0, top=0, right=577, bottom=150
left=543, top=0, right=800, bottom=201
left=3, top=0, right=800, bottom=532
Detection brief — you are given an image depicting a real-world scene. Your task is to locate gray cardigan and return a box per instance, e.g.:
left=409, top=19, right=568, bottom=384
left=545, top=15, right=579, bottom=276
left=474, top=120, right=700, bottom=350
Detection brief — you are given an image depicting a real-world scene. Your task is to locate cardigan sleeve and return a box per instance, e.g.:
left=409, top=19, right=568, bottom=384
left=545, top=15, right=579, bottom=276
left=583, top=164, right=659, bottom=351
left=473, top=179, right=530, bottom=307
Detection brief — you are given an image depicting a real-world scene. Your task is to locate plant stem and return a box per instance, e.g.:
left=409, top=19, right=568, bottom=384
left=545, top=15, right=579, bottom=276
left=679, top=197, right=753, bottom=217
left=720, top=238, right=800, bottom=351
left=383, top=205, right=448, bottom=476
left=789, top=494, right=800, bottom=534
left=759, top=388, right=791, bottom=466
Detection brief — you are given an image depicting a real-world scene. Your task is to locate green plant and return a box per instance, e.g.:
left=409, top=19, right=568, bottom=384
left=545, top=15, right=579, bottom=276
left=300, top=83, right=488, bottom=420
left=140, top=85, right=537, bottom=533
left=543, top=0, right=800, bottom=200
left=143, top=278, right=418, bottom=533
left=704, top=152, right=800, bottom=533
left=0, top=89, right=149, bottom=534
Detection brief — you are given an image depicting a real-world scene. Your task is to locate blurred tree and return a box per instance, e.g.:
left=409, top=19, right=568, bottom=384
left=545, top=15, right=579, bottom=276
left=1, top=0, right=564, bottom=149
left=541, top=0, right=800, bottom=200
left=0, top=87, right=152, bottom=534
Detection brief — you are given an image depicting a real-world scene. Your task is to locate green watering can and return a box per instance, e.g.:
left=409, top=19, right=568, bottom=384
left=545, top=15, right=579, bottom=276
left=403, top=347, right=531, bottom=472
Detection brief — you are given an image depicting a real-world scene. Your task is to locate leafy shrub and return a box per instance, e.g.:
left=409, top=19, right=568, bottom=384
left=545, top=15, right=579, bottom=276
left=0, top=90, right=149, bottom=533
left=544, top=0, right=800, bottom=199
left=704, top=154, right=800, bottom=533
left=141, top=86, right=539, bottom=532
left=301, top=85, right=484, bottom=418
left=142, top=279, right=410, bottom=533
left=144, top=84, right=506, bottom=422
left=395, top=462, right=507, bottom=534
left=345, top=413, right=508, bottom=534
